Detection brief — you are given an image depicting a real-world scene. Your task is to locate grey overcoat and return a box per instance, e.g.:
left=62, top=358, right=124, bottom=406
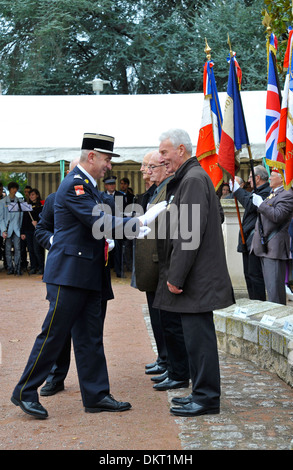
left=251, top=186, right=293, bottom=260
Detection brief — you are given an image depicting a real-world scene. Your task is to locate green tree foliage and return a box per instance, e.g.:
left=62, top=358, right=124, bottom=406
left=0, top=0, right=267, bottom=95
left=0, top=171, right=27, bottom=193
left=263, top=0, right=293, bottom=76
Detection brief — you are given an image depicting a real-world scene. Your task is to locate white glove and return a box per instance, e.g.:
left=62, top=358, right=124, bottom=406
left=229, top=179, right=240, bottom=192
left=106, top=239, right=115, bottom=251
left=252, top=194, right=263, bottom=207
left=137, top=226, right=151, bottom=239
left=138, top=200, right=167, bottom=226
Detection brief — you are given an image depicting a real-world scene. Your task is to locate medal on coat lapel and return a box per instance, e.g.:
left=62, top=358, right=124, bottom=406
left=167, top=195, right=174, bottom=210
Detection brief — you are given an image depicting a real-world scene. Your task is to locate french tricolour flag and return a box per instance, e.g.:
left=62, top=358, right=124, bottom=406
left=196, top=61, right=223, bottom=190
left=218, top=55, right=249, bottom=181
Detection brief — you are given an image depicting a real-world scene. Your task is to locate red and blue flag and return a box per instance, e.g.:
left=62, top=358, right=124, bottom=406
left=218, top=54, right=249, bottom=180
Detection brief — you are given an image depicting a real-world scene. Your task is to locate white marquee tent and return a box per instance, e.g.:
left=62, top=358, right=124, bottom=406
left=0, top=91, right=267, bottom=165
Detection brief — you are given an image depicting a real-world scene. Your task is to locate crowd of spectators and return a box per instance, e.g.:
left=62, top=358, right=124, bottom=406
left=0, top=181, right=44, bottom=275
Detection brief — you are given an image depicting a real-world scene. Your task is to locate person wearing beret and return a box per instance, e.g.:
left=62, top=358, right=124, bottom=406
left=11, top=133, right=167, bottom=419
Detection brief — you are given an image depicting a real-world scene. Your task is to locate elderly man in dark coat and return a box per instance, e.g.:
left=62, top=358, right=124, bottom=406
left=153, top=128, right=235, bottom=417
left=251, top=168, right=293, bottom=305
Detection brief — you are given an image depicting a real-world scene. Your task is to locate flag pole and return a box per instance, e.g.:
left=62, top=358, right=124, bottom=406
left=227, top=35, right=258, bottom=192
left=226, top=35, right=246, bottom=247
left=205, top=38, right=223, bottom=130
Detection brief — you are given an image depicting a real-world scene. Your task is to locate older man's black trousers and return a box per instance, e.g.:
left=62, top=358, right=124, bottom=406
left=180, top=311, right=220, bottom=407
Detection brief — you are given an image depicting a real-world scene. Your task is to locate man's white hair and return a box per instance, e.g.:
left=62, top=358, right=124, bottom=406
left=159, top=129, right=193, bottom=155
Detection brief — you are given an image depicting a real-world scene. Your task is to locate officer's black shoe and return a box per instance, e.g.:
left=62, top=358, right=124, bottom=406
left=40, top=382, right=64, bottom=396
left=11, top=396, right=48, bottom=419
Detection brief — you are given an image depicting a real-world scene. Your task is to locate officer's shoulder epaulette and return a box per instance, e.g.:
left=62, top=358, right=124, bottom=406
left=74, top=174, right=83, bottom=180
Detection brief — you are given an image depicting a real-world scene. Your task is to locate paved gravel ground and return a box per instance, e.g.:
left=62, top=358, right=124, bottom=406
left=1, top=269, right=293, bottom=452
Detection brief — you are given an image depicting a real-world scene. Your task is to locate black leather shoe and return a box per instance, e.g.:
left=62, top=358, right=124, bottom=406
left=40, top=382, right=64, bottom=396
left=153, top=378, right=189, bottom=391
left=170, top=401, right=220, bottom=417
left=84, top=394, right=132, bottom=413
left=151, top=370, right=168, bottom=382
left=145, top=364, right=166, bottom=375
left=11, top=396, right=48, bottom=419
left=145, top=361, right=157, bottom=369
left=171, top=393, right=193, bottom=405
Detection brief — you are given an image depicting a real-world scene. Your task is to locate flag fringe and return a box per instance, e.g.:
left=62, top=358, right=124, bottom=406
left=197, top=150, right=216, bottom=161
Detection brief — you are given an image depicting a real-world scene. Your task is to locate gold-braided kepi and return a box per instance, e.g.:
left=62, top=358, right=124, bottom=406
left=81, top=133, right=120, bottom=157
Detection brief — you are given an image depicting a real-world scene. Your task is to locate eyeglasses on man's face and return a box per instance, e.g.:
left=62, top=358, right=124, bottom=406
left=147, top=163, right=165, bottom=170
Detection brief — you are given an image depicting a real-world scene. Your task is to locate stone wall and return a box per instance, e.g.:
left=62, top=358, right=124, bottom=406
left=221, top=198, right=247, bottom=297
left=214, top=299, right=293, bottom=388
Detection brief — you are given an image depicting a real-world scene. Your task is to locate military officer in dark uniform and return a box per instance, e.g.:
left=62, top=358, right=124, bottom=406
left=11, top=133, right=142, bottom=419
left=34, top=160, right=116, bottom=397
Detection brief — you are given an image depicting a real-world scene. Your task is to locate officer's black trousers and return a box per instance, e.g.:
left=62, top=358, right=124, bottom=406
left=12, top=284, right=109, bottom=407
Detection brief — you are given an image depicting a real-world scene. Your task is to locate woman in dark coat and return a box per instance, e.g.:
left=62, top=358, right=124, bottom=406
left=21, top=188, right=44, bottom=274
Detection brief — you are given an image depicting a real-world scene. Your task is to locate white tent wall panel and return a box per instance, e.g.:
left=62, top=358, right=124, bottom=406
left=0, top=92, right=266, bottom=198
left=0, top=91, right=266, bottom=164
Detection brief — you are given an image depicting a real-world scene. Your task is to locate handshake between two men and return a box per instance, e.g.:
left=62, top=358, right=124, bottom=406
left=101, top=200, right=168, bottom=248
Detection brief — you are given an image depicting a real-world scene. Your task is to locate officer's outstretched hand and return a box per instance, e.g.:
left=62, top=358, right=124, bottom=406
left=138, top=200, right=167, bottom=226
left=137, top=226, right=151, bottom=239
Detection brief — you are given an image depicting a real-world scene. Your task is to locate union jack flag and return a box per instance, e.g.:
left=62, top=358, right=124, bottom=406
left=265, top=33, right=284, bottom=169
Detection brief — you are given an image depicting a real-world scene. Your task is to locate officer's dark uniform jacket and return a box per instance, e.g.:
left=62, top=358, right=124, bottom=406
left=35, top=192, right=55, bottom=250
left=43, top=165, right=137, bottom=291
left=234, top=182, right=271, bottom=253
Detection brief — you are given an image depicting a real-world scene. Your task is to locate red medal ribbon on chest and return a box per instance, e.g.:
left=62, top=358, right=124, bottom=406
left=104, top=239, right=109, bottom=266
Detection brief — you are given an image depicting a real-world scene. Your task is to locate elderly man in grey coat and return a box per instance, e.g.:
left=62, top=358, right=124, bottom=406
left=251, top=168, right=293, bottom=305
left=153, top=129, right=235, bottom=417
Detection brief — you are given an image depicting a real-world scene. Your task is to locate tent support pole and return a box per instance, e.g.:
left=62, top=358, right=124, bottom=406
left=60, top=160, right=65, bottom=181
